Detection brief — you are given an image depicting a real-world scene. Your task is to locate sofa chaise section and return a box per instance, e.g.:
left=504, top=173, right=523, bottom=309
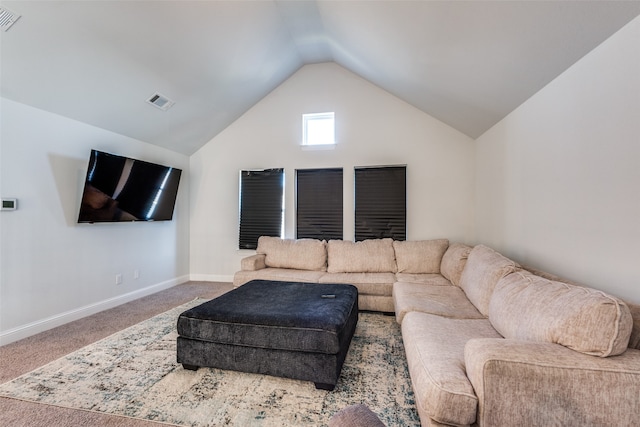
left=402, top=312, right=502, bottom=426
left=395, top=244, right=640, bottom=427
left=462, top=269, right=639, bottom=426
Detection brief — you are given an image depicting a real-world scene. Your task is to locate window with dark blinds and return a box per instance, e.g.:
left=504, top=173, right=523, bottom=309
left=238, top=168, right=284, bottom=250
left=296, top=168, right=343, bottom=240
left=354, top=165, right=406, bottom=241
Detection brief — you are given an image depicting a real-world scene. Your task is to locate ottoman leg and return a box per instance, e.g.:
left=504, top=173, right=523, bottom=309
left=315, top=382, right=336, bottom=391
left=182, top=364, right=199, bottom=371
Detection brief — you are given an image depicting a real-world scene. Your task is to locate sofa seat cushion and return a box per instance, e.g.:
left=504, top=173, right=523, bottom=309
left=392, top=239, right=449, bottom=274
left=257, top=236, right=327, bottom=271
left=440, top=243, right=472, bottom=286
left=490, top=271, right=633, bottom=357
left=327, top=239, right=397, bottom=273
left=459, top=245, right=518, bottom=316
left=233, top=268, right=325, bottom=287
left=395, top=273, right=452, bottom=286
left=402, top=312, right=502, bottom=426
left=393, top=282, right=485, bottom=323
left=319, top=272, right=395, bottom=296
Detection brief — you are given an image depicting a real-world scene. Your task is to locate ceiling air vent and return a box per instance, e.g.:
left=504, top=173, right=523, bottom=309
left=0, top=7, right=21, bottom=32
left=146, top=93, right=174, bottom=111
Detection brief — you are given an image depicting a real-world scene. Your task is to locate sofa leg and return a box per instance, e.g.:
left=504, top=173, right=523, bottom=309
left=315, top=382, right=335, bottom=391
left=182, top=364, right=199, bottom=371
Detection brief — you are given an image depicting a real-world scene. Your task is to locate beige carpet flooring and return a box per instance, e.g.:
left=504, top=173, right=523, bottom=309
left=0, top=281, right=233, bottom=427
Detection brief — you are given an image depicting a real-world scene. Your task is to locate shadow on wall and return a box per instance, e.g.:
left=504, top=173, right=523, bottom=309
left=48, top=153, right=87, bottom=227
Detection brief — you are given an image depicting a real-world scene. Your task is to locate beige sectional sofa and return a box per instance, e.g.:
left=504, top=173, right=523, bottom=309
left=396, top=243, right=640, bottom=427
left=234, top=236, right=449, bottom=312
left=234, top=237, right=640, bottom=426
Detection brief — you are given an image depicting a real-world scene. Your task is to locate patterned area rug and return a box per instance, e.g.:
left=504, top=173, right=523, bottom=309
left=0, top=299, right=419, bottom=426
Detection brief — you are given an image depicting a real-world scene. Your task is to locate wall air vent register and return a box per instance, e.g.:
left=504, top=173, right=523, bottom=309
left=146, top=93, right=175, bottom=111
left=0, top=7, right=21, bottom=32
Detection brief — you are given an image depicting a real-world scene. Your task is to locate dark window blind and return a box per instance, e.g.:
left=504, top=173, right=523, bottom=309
left=239, top=168, right=284, bottom=249
left=354, top=165, right=406, bottom=241
left=296, top=168, right=343, bottom=240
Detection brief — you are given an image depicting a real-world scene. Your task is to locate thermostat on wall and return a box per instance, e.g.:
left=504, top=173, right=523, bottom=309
left=1, top=198, right=17, bottom=210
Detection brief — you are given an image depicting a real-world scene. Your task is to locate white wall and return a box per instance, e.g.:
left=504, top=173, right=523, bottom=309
left=475, top=16, right=640, bottom=303
left=0, top=98, right=190, bottom=344
left=3, top=16, right=636, bottom=342
left=190, top=63, right=475, bottom=281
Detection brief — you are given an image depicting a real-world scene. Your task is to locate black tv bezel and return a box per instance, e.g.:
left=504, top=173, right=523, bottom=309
left=77, top=149, right=182, bottom=224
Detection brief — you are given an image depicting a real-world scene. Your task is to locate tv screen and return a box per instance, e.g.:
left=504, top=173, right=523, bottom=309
left=78, top=150, right=182, bottom=223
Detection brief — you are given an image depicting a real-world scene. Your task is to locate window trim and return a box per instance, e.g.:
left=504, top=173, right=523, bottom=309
left=302, top=112, right=335, bottom=147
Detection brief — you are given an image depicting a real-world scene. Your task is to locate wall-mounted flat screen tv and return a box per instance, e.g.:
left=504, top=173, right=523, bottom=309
left=78, top=150, right=182, bottom=223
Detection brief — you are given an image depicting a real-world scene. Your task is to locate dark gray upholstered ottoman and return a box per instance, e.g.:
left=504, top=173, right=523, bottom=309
left=176, top=279, right=358, bottom=390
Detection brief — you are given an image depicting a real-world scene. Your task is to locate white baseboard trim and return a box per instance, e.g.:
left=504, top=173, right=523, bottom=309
left=189, top=274, right=234, bottom=283
left=0, top=275, right=189, bottom=346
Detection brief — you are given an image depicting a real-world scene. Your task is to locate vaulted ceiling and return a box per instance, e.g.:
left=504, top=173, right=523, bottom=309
left=2, top=1, right=639, bottom=155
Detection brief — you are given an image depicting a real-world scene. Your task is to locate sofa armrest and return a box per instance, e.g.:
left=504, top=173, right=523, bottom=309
left=240, top=254, right=266, bottom=271
left=465, top=338, right=640, bottom=427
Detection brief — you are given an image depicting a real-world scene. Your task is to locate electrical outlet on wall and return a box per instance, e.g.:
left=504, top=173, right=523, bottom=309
left=134, top=269, right=140, bottom=280
left=116, top=274, right=123, bottom=285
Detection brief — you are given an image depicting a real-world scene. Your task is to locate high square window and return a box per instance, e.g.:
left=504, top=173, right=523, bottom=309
left=302, top=112, right=335, bottom=146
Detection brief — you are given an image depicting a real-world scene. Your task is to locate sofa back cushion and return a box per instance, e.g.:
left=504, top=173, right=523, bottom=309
left=440, top=243, right=473, bottom=286
left=489, top=271, right=633, bottom=357
left=458, top=245, right=518, bottom=316
left=256, top=236, right=327, bottom=271
left=392, top=239, right=449, bottom=274
left=327, top=239, right=397, bottom=273
left=521, top=266, right=640, bottom=351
